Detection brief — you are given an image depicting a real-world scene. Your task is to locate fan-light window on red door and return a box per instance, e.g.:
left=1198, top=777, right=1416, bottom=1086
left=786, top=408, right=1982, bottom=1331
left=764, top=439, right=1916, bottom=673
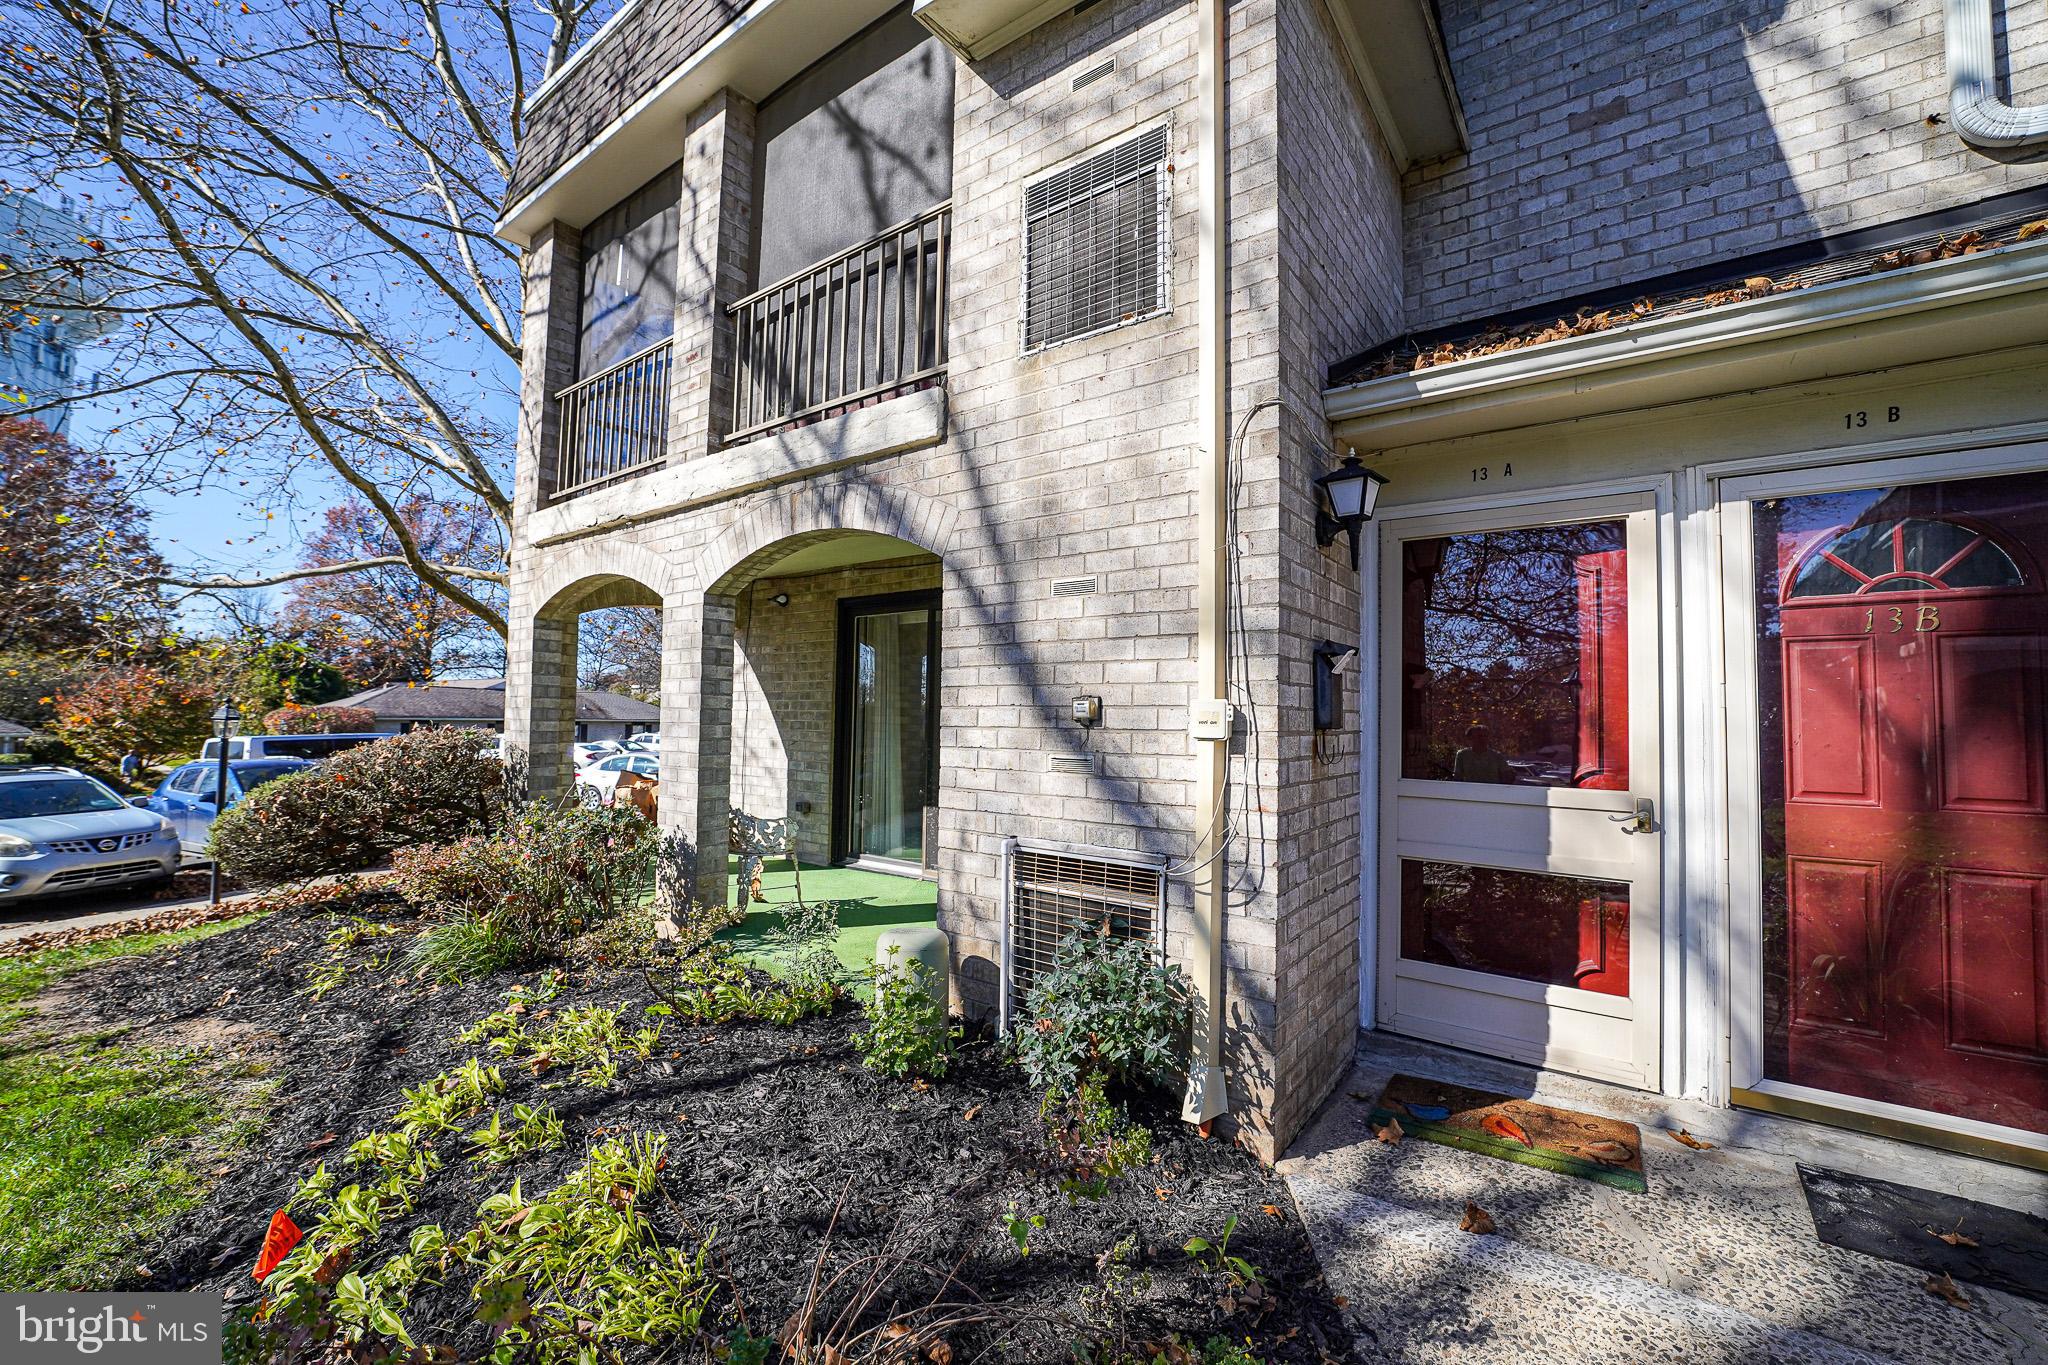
left=1754, top=474, right=2048, bottom=1138
left=1786, top=517, right=2025, bottom=599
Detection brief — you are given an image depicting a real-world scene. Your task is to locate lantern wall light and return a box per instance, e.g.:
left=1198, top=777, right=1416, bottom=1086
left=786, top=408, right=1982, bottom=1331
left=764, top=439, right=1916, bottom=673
left=1313, top=447, right=1390, bottom=570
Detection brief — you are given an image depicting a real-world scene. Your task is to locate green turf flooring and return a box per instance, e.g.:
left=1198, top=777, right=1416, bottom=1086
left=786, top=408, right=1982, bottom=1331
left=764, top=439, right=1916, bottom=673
left=715, top=856, right=937, bottom=977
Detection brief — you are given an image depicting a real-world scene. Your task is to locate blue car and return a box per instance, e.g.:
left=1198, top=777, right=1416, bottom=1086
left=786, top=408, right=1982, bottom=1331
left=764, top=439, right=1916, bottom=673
left=142, top=758, right=315, bottom=857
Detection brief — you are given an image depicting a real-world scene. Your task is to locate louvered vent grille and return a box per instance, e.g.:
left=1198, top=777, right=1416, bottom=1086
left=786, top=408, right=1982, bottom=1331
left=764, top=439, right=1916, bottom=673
left=1022, top=125, right=1169, bottom=352
left=1002, top=841, right=1165, bottom=1030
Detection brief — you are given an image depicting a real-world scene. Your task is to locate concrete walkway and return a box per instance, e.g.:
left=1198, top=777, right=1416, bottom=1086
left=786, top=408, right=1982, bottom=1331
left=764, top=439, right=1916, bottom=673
left=1281, top=1034, right=2048, bottom=1365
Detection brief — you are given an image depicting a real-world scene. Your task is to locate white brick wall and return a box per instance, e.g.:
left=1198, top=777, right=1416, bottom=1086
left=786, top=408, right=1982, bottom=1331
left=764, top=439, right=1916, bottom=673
left=1403, top=0, right=2048, bottom=332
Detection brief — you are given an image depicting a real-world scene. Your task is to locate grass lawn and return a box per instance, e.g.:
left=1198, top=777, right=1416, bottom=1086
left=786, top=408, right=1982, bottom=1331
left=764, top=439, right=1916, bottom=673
left=0, top=915, right=268, bottom=1289
left=715, top=857, right=937, bottom=977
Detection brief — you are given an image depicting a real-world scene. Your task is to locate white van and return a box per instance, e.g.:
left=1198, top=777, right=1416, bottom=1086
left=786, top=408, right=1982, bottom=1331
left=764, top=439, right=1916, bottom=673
left=200, top=733, right=386, bottom=762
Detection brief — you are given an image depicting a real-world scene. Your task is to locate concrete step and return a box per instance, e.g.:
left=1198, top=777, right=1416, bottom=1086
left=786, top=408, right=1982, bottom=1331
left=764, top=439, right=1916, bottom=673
left=1278, top=1036, right=2048, bottom=1365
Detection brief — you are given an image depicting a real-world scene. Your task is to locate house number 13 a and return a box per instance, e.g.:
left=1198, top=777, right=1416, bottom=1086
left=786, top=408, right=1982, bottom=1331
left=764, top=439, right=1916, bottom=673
left=1470, top=462, right=1513, bottom=482
left=1864, top=605, right=1940, bottom=633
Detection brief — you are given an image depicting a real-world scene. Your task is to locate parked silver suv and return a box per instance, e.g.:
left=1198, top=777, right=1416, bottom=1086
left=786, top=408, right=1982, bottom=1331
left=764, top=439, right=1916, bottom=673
left=0, top=766, right=182, bottom=901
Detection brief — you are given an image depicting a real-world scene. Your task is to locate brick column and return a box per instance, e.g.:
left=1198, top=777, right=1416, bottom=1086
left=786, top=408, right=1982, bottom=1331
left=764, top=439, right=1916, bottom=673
left=504, top=219, right=585, bottom=797
left=516, top=221, right=583, bottom=510
left=669, top=89, right=758, bottom=463
left=654, top=591, right=737, bottom=912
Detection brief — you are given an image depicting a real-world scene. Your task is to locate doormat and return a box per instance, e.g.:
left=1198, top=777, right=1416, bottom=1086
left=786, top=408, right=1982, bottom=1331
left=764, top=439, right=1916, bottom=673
left=1365, top=1074, right=1647, bottom=1193
left=1798, top=1164, right=2048, bottom=1307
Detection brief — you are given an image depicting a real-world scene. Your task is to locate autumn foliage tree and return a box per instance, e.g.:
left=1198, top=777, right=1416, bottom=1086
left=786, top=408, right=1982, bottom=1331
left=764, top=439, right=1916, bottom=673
left=50, top=664, right=212, bottom=768
left=0, top=418, right=165, bottom=655
left=279, top=495, right=505, bottom=686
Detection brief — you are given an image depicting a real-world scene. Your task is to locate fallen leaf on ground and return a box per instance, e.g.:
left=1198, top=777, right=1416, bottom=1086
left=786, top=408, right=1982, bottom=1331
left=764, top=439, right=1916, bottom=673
left=1197, top=1119, right=1214, bottom=1140
left=911, top=1078, right=931, bottom=1093
left=962, top=1104, right=982, bottom=1122
left=1332, top=1295, right=1349, bottom=1309
left=1925, top=1272, right=1971, bottom=1309
left=1154, top=1186, right=1172, bottom=1202
left=304, top=1133, right=337, bottom=1152
left=1373, top=1116, right=1405, bottom=1145
left=1668, top=1129, right=1713, bottom=1150
left=1926, top=1219, right=1979, bottom=1249
left=1458, top=1202, right=1496, bottom=1235
left=1347, top=1090, right=1376, bottom=1102
left=1482, top=1113, right=1533, bottom=1147
left=1261, top=1203, right=1283, bottom=1218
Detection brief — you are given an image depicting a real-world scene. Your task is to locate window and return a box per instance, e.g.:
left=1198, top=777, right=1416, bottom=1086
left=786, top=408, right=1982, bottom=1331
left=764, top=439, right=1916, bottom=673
left=1785, top=516, right=2025, bottom=599
left=1022, top=125, right=1169, bottom=352
left=578, top=163, right=682, bottom=377
left=169, top=766, right=207, bottom=795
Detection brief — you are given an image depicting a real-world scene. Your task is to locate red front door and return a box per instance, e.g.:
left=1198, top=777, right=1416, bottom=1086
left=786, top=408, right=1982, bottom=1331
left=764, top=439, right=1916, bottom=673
left=1759, top=475, right=2048, bottom=1136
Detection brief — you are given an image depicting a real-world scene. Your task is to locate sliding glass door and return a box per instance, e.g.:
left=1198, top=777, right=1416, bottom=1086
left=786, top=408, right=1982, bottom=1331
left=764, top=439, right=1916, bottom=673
left=836, top=592, right=939, bottom=868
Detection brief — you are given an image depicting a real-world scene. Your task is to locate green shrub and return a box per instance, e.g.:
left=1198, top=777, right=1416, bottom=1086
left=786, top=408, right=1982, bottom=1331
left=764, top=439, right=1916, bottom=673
left=210, top=728, right=501, bottom=884
left=852, top=946, right=957, bottom=1079
left=1012, top=930, right=1192, bottom=1095
left=394, top=802, right=658, bottom=976
left=1043, top=1075, right=1153, bottom=1202
left=651, top=946, right=836, bottom=1025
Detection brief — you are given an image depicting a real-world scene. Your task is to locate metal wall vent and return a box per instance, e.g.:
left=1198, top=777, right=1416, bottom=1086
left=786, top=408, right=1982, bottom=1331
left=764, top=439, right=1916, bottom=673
left=1049, top=754, right=1094, bottom=775
left=1001, top=840, right=1166, bottom=1031
left=1070, top=58, right=1116, bottom=92
left=1051, top=575, right=1099, bottom=597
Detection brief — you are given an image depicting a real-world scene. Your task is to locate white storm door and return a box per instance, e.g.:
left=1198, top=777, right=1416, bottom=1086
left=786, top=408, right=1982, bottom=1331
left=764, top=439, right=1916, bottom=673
left=1376, top=490, right=1663, bottom=1090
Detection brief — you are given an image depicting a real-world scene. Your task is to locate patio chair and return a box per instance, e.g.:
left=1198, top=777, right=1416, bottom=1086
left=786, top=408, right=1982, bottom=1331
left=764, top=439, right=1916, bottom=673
left=729, top=808, right=803, bottom=907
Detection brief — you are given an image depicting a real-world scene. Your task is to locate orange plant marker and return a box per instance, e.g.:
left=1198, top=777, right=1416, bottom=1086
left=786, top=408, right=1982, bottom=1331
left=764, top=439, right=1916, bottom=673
left=253, top=1210, right=304, bottom=1281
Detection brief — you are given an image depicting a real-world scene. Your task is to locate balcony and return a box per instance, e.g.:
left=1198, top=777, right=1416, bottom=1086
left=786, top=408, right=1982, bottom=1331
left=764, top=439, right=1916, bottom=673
left=727, top=203, right=950, bottom=443
left=552, top=336, right=673, bottom=498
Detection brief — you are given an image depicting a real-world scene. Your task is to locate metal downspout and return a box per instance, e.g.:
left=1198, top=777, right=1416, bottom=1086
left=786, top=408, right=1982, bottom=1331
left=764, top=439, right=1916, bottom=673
left=1182, top=0, right=1231, bottom=1127
left=1947, top=0, right=2048, bottom=149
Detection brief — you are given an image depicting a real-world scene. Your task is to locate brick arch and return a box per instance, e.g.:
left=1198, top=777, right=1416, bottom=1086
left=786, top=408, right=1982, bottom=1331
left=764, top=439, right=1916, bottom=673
left=690, top=483, right=959, bottom=596
left=532, top=539, right=680, bottom=619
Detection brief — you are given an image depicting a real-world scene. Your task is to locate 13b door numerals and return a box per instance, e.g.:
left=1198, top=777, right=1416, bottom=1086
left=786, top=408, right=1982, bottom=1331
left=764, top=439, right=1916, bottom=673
left=1845, top=407, right=1902, bottom=429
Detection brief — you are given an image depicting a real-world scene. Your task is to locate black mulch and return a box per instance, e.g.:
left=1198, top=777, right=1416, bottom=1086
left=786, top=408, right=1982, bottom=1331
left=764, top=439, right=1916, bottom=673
left=55, top=892, right=1358, bottom=1363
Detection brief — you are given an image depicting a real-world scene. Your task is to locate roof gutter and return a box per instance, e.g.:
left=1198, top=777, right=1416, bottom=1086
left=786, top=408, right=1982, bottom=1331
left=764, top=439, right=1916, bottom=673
left=1947, top=0, right=2048, bottom=149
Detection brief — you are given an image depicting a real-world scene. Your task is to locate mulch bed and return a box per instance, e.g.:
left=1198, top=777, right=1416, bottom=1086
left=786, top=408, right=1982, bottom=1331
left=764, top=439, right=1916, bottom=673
left=49, top=890, right=1356, bottom=1363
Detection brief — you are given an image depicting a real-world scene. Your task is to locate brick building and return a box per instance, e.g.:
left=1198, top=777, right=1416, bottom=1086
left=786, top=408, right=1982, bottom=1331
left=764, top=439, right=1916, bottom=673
left=500, top=0, right=2048, bottom=1166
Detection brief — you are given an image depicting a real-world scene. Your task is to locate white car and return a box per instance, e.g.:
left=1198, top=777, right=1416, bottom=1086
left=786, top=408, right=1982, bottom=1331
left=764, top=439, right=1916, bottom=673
left=575, top=752, right=660, bottom=807
left=570, top=741, right=623, bottom=768
left=622, top=732, right=660, bottom=752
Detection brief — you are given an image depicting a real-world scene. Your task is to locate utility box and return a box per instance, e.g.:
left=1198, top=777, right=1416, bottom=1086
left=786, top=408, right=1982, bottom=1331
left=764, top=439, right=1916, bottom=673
left=875, top=924, right=952, bottom=1027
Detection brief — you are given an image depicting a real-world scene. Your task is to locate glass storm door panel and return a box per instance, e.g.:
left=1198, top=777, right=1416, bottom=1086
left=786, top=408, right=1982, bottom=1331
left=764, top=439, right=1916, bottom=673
left=1752, top=471, right=2048, bottom=1136
left=840, top=596, right=938, bottom=866
left=1379, top=493, right=1663, bottom=1090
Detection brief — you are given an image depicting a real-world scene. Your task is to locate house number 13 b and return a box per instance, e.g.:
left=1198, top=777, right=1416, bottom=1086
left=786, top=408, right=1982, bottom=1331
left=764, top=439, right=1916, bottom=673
left=1864, top=605, right=1939, bottom=633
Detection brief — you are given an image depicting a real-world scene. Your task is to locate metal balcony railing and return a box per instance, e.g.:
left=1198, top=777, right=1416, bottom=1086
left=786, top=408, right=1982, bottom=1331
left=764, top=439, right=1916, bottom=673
left=728, top=202, right=950, bottom=442
left=552, top=336, right=673, bottom=497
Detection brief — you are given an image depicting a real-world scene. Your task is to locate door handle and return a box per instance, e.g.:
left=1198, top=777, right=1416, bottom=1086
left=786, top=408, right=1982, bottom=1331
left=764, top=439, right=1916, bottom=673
left=1609, top=797, right=1655, bottom=835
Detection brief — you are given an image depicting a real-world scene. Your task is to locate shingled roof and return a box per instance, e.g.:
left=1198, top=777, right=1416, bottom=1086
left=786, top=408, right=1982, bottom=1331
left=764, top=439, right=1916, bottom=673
left=328, top=679, right=657, bottom=725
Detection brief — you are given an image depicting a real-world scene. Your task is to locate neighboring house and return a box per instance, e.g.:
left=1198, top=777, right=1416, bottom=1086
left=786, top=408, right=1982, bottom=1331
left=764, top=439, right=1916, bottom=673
left=0, top=719, right=29, bottom=756
left=0, top=191, right=98, bottom=434
left=499, top=0, right=2048, bottom=1166
left=332, top=678, right=656, bottom=742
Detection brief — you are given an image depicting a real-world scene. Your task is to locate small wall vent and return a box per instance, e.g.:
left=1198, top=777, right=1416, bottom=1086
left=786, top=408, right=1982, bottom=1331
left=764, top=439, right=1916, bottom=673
left=1049, top=754, right=1094, bottom=775
left=1051, top=575, right=1099, bottom=598
left=1001, top=840, right=1166, bottom=1031
left=1070, top=58, right=1116, bottom=92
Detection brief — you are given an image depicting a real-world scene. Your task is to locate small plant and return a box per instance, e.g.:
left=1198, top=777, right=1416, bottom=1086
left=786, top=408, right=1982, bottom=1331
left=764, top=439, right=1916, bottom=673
left=652, top=945, right=836, bottom=1025
left=1013, top=930, right=1192, bottom=1096
left=1001, top=1202, right=1045, bottom=1256
left=304, top=916, right=404, bottom=1000
left=851, top=946, right=959, bottom=1079
left=1043, top=1075, right=1153, bottom=1203
left=407, top=912, right=523, bottom=983
left=762, top=896, right=843, bottom=989
left=1076, top=1234, right=1152, bottom=1360
left=1182, top=1214, right=1262, bottom=1287
left=517, top=1004, right=662, bottom=1087
left=467, top=1103, right=566, bottom=1166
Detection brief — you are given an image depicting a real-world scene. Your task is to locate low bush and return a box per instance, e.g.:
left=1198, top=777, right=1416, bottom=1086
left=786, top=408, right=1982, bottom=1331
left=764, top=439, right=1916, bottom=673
left=1012, top=930, right=1192, bottom=1096
left=650, top=946, right=837, bottom=1025
left=210, top=728, right=501, bottom=884
left=852, top=946, right=957, bottom=1080
left=262, top=702, right=376, bottom=735
left=394, top=802, right=659, bottom=979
